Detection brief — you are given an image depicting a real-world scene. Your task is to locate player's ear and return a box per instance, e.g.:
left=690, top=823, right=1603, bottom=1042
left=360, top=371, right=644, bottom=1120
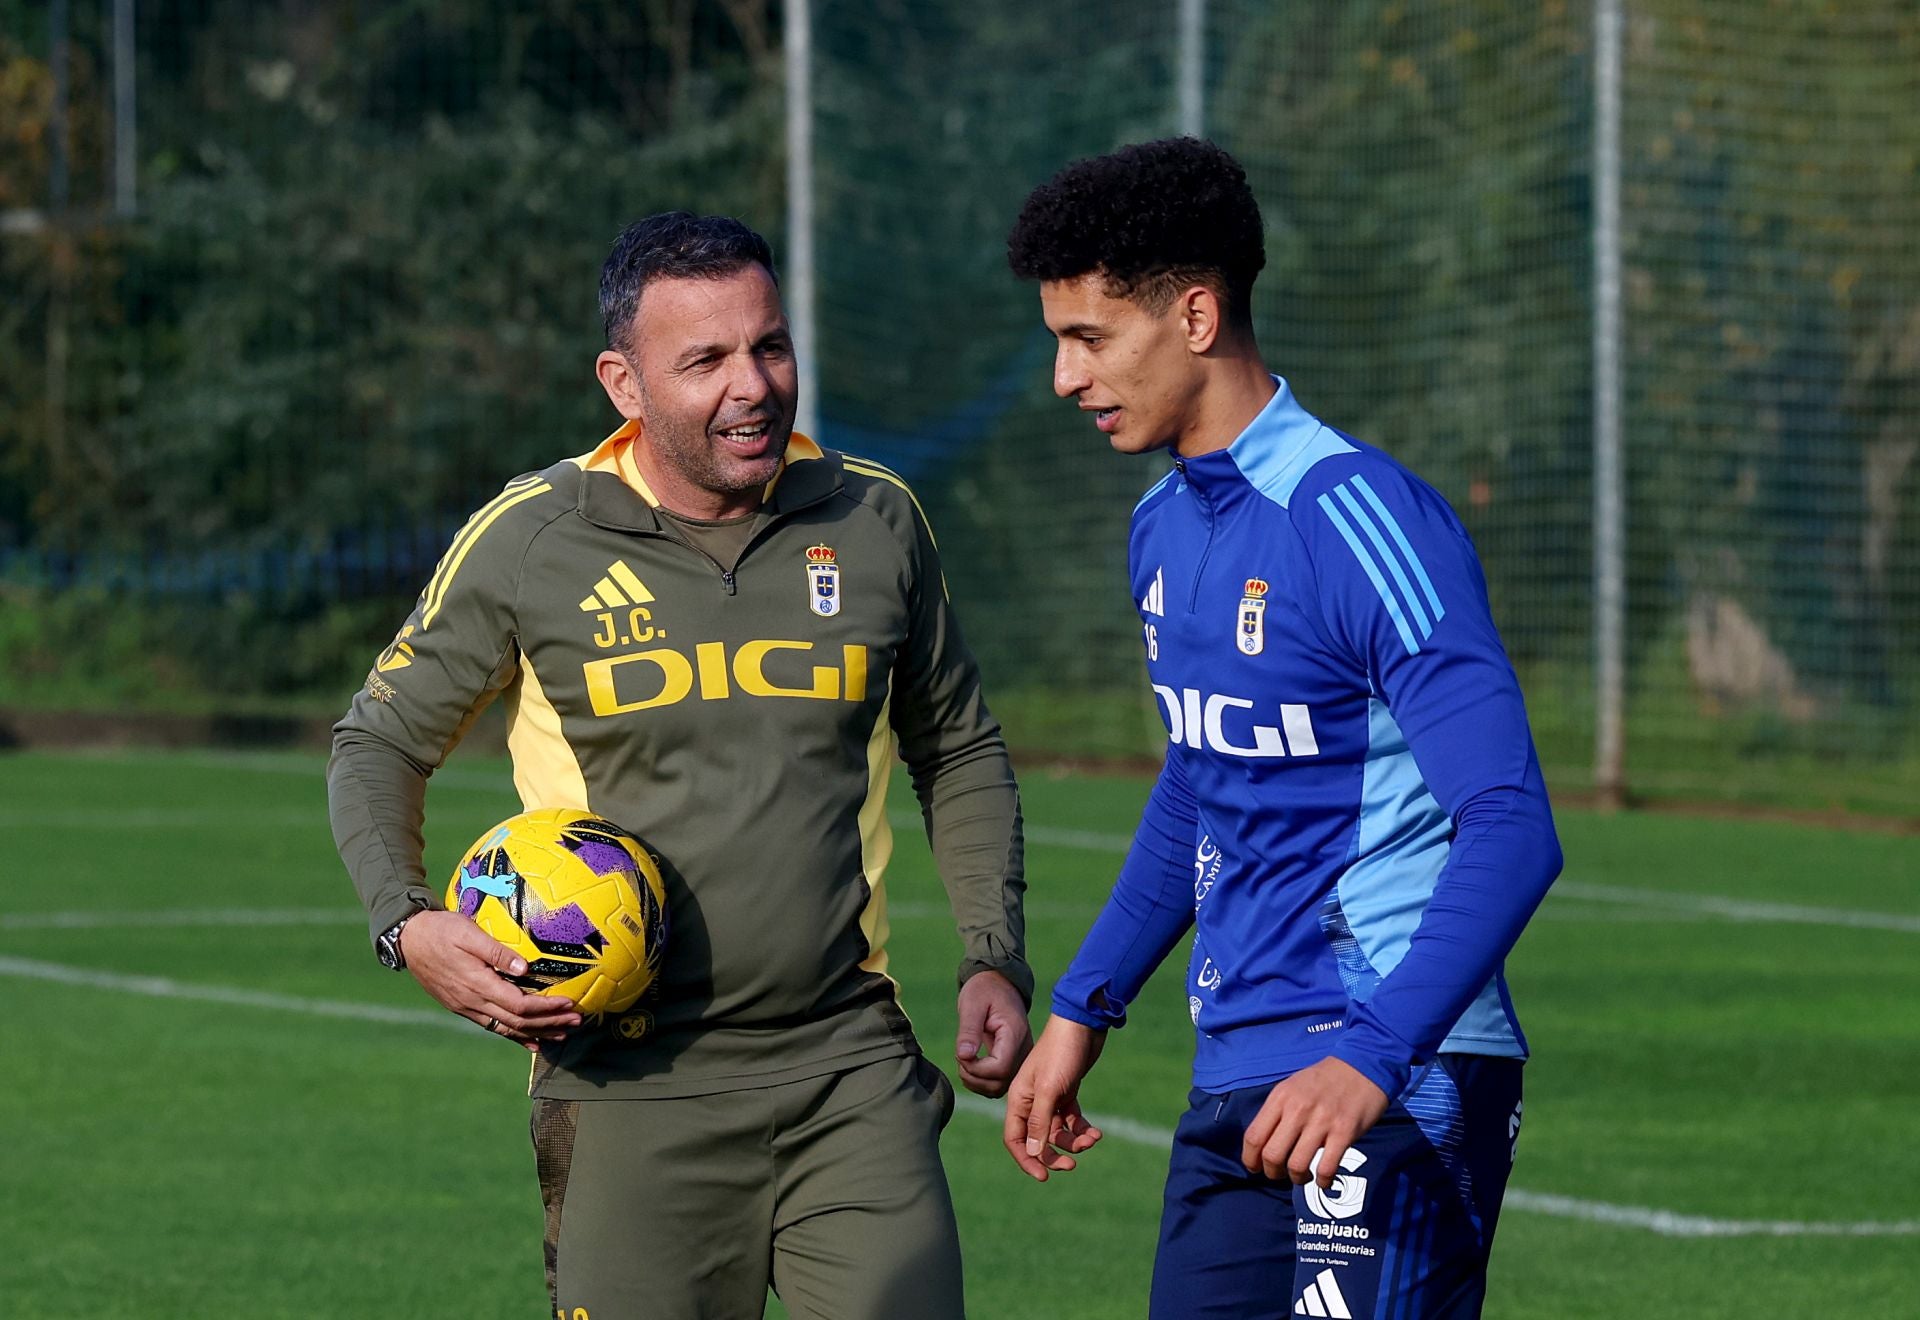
left=595, top=349, right=645, bottom=421
left=1180, top=285, right=1223, bottom=355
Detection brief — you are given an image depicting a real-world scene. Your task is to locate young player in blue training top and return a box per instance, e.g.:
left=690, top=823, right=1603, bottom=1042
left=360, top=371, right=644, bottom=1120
left=1001, top=137, right=1563, bottom=1320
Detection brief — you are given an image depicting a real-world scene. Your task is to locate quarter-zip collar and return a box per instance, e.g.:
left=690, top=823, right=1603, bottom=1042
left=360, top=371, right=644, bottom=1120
left=573, top=424, right=843, bottom=535
left=1176, top=374, right=1327, bottom=495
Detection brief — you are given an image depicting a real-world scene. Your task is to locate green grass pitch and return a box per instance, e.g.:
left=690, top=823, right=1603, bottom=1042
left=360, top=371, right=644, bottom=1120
left=3, top=749, right=1916, bottom=1317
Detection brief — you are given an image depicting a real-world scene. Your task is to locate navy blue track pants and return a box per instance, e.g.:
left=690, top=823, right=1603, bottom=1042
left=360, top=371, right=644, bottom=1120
left=1149, top=1054, right=1523, bottom=1320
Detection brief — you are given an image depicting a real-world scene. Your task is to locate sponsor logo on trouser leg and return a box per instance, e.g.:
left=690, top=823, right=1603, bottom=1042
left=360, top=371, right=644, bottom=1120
left=1294, top=1267, right=1353, bottom=1318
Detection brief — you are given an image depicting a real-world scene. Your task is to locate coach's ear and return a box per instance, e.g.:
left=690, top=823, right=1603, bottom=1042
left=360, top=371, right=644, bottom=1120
left=1179, top=284, right=1225, bottom=356
left=596, top=349, right=646, bottom=421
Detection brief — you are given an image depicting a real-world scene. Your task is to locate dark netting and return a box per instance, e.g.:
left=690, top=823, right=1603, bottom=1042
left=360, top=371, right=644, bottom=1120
left=2, top=1, right=1915, bottom=811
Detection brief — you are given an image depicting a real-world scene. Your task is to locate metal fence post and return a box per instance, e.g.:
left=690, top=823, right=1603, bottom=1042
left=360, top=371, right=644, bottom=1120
left=111, top=0, right=137, bottom=218
left=785, top=0, right=819, bottom=441
left=1592, top=0, right=1627, bottom=809
left=1178, top=0, right=1205, bottom=137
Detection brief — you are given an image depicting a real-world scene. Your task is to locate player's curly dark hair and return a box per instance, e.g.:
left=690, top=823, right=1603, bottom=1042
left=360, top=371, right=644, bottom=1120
left=600, top=212, right=777, bottom=353
left=1007, top=137, right=1265, bottom=326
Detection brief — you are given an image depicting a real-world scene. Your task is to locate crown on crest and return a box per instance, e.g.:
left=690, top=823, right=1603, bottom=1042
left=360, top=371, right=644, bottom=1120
left=806, top=544, right=837, bottom=565
left=1243, top=577, right=1270, bottom=598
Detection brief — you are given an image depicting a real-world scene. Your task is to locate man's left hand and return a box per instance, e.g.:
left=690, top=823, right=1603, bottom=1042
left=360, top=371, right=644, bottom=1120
left=953, top=970, right=1033, bottom=1098
left=1240, top=1056, right=1391, bottom=1187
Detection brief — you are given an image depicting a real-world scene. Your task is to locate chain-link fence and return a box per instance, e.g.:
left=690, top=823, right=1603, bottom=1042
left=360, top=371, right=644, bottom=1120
left=3, top=1, right=1916, bottom=813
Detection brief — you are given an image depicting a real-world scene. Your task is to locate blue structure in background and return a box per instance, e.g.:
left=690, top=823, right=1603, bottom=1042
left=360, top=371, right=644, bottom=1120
left=0, top=336, right=1053, bottom=602
left=815, top=331, right=1050, bottom=481
left=0, top=520, right=465, bottom=601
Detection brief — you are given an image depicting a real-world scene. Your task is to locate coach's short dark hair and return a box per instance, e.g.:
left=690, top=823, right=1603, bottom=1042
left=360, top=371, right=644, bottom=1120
left=1007, top=137, right=1265, bottom=326
left=599, top=212, right=778, bottom=352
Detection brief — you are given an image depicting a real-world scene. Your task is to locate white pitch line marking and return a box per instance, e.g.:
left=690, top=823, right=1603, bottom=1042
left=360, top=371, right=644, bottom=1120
left=6, top=770, right=1910, bottom=935
left=953, top=1093, right=1178, bottom=1152
left=1024, top=823, right=1138, bottom=853
left=883, top=900, right=1099, bottom=921
left=1495, top=1189, right=1920, bottom=1239
left=0, top=808, right=326, bottom=829
left=0, top=908, right=361, bottom=931
left=0, top=952, right=1911, bottom=1241
left=1530, top=906, right=1721, bottom=925
left=31, top=749, right=521, bottom=795
left=0, top=904, right=1119, bottom=929
left=0, top=954, right=458, bottom=1030
left=6, top=875, right=1914, bottom=935
left=949, top=1095, right=1920, bottom=1239
left=921, top=817, right=1920, bottom=935
left=0, top=899, right=1723, bottom=934
left=0, top=898, right=1717, bottom=930
left=1550, top=881, right=1920, bottom=935
left=0, top=901, right=1715, bottom=931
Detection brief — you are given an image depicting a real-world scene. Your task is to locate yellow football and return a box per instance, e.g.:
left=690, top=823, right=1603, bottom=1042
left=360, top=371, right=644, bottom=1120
left=445, top=808, right=668, bottom=1016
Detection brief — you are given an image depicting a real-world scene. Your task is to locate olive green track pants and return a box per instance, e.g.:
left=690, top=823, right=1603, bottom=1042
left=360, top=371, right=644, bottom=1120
left=534, top=1054, right=964, bottom=1320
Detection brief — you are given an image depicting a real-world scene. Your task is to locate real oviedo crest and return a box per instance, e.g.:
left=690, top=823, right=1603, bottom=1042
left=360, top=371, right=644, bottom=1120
left=806, top=544, right=841, bottom=617
left=1237, top=577, right=1268, bottom=655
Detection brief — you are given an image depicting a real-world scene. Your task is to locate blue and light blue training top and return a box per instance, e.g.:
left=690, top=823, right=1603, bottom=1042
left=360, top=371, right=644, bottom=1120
left=1051, top=377, right=1563, bottom=1101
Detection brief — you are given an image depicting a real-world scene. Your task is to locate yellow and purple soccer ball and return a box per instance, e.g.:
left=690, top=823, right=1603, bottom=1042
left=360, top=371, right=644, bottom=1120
left=445, top=808, right=668, bottom=1016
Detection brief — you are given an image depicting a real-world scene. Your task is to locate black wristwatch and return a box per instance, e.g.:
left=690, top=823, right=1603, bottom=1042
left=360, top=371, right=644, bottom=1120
left=375, top=907, right=423, bottom=971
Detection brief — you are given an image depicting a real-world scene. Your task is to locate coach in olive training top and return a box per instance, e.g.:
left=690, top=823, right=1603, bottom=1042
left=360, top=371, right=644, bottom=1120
left=327, top=212, right=1029, bottom=1320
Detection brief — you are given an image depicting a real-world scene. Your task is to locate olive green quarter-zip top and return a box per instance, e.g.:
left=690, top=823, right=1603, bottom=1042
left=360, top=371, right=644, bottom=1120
left=328, top=429, right=1028, bottom=1098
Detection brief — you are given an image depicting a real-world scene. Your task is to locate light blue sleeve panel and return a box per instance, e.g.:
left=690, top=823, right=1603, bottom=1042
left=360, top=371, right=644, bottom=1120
left=1300, top=460, right=1563, bottom=1098
left=1050, top=745, right=1200, bottom=1029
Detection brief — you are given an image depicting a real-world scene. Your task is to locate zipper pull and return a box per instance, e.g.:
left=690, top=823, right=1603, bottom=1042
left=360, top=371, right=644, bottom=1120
left=721, top=569, right=737, bottom=596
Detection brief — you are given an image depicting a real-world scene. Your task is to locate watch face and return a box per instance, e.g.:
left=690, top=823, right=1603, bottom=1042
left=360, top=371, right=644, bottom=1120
left=376, top=924, right=406, bottom=969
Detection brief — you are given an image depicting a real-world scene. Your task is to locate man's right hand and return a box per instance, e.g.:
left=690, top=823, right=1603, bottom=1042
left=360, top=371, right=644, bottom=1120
left=399, top=909, right=582, bottom=1053
left=1002, top=1014, right=1107, bottom=1182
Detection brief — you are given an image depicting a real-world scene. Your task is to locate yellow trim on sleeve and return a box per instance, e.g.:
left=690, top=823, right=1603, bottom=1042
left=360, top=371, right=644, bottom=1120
left=419, top=475, right=545, bottom=622
left=842, top=458, right=937, bottom=546
left=421, top=481, right=553, bottom=628
left=504, top=651, right=591, bottom=813
left=841, top=457, right=949, bottom=599
left=856, top=689, right=900, bottom=990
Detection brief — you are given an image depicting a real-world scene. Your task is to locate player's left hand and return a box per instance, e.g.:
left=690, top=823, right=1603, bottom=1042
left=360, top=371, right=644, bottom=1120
left=954, top=969, right=1033, bottom=1098
left=1240, top=1056, right=1391, bottom=1188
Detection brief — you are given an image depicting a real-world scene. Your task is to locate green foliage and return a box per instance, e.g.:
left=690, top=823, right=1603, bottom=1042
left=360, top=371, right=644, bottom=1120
left=7, top=10, right=783, bottom=549
left=0, top=582, right=392, bottom=711
left=809, top=2, right=1203, bottom=698
left=1, top=0, right=1917, bottom=808
left=839, top=0, right=1920, bottom=795
left=1, top=1, right=783, bottom=701
left=1621, top=2, right=1920, bottom=707
left=1217, top=1, right=1593, bottom=669
left=809, top=0, right=1599, bottom=704
left=0, top=586, right=181, bottom=706
left=108, top=92, right=779, bottom=549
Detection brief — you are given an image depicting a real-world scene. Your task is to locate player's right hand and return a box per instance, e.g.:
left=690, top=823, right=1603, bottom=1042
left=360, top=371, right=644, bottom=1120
left=1002, top=1014, right=1107, bottom=1182
left=400, top=909, right=582, bottom=1052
